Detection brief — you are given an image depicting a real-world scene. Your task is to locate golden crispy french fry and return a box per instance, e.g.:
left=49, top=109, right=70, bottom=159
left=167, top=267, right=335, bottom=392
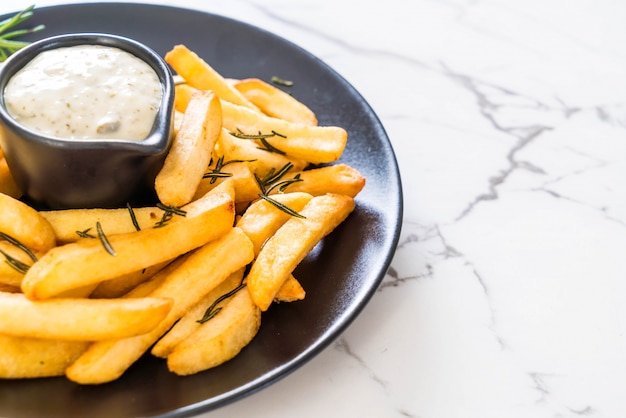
left=0, top=158, right=21, bottom=199
left=0, top=192, right=56, bottom=253
left=221, top=101, right=347, bottom=164
left=0, top=292, right=172, bottom=340
left=274, top=274, right=306, bottom=303
left=173, top=109, right=184, bottom=134
left=155, top=90, right=222, bottom=207
left=167, top=285, right=261, bottom=375
left=174, top=83, right=197, bottom=113
left=274, top=163, right=366, bottom=198
left=152, top=268, right=244, bottom=358
left=193, top=160, right=260, bottom=204
left=65, top=227, right=254, bottom=384
left=247, top=194, right=355, bottom=311
left=40, top=206, right=166, bottom=244
left=90, top=260, right=172, bottom=299
left=0, top=334, right=88, bottom=379
left=21, top=192, right=235, bottom=300
left=231, top=78, right=318, bottom=126
left=165, top=45, right=258, bottom=110
left=216, top=128, right=308, bottom=176
left=236, top=192, right=313, bottom=256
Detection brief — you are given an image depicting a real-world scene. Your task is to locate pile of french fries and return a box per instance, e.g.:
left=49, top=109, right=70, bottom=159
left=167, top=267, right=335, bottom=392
left=0, top=44, right=365, bottom=384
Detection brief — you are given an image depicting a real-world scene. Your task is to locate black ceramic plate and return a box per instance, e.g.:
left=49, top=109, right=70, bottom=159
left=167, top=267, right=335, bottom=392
left=0, top=3, right=402, bottom=417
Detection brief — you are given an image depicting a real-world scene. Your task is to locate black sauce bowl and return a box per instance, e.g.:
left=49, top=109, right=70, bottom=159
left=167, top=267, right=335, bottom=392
left=0, top=33, right=175, bottom=209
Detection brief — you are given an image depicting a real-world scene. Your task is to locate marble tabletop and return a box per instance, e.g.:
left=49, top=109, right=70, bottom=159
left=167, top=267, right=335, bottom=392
left=5, top=1, right=626, bottom=417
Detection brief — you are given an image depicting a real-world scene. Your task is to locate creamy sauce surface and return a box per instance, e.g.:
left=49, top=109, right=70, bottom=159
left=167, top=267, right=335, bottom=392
left=4, top=45, right=162, bottom=140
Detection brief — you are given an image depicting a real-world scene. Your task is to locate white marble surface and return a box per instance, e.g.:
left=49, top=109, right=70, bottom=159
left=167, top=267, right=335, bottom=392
left=5, top=0, right=626, bottom=417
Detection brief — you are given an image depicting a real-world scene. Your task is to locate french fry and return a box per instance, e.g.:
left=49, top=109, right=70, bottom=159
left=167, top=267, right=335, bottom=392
left=21, top=192, right=235, bottom=300
left=155, top=90, right=222, bottom=207
left=236, top=192, right=313, bottom=256
left=65, top=227, right=254, bottom=384
left=274, top=163, right=366, bottom=198
left=90, top=260, right=173, bottom=299
left=152, top=268, right=244, bottom=358
left=221, top=100, right=347, bottom=164
left=231, top=78, right=318, bottom=126
left=246, top=194, right=355, bottom=311
left=0, top=192, right=56, bottom=253
left=167, top=285, right=261, bottom=375
left=174, top=83, right=197, bottom=113
left=0, top=157, right=21, bottom=199
left=274, top=274, right=306, bottom=303
left=0, top=334, right=88, bottom=379
left=0, top=292, right=172, bottom=341
left=165, top=45, right=258, bottom=110
left=40, top=206, right=167, bottom=244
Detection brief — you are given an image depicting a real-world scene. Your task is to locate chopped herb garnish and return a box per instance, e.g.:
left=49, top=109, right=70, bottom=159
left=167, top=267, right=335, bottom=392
left=126, top=202, right=141, bottom=231
left=76, top=228, right=95, bottom=239
left=203, top=156, right=256, bottom=184
left=258, top=194, right=306, bottom=219
left=96, top=221, right=116, bottom=256
left=271, top=76, right=293, bottom=87
left=154, top=203, right=187, bottom=228
left=197, top=282, right=247, bottom=324
left=0, top=231, right=37, bottom=263
left=0, top=5, right=45, bottom=62
left=0, top=231, right=36, bottom=274
left=0, top=247, right=30, bottom=274
left=231, top=129, right=287, bottom=155
left=254, top=162, right=306, bottom=218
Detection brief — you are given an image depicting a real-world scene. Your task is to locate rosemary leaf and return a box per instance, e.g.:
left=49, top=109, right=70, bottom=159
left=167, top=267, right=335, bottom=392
left=197, top=282, right=247, bottom=324
left=96, top=221, right=116, bottom=256
left=0, top=248, right=30, bottom=274
left=0, top=231, right=37, bottom=262
left=270, top=76, right=293, bottom=87
left=0, top=5, right=45, bottom=62
left=258, top=194, right=306, bottom=219
left=126, top=202, right=141, bottom=231
left=76, top=228, right=95, bottom=239
left=153, top=203, right=187, bottom=228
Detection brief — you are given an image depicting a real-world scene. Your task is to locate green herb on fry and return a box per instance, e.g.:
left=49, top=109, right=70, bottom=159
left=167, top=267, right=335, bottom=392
left=0, top=5, right=45, bottom=62
left=96, top=221, right=116, bottom=256
left=254, top=162, right=306, bottom=219
left=0, top=231, right=37, bottom=274
left=270, top=76, right=293, bottom=87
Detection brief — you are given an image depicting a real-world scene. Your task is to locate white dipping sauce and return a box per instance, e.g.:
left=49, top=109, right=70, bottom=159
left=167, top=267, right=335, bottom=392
left=4, top=45, right=162, bottom=141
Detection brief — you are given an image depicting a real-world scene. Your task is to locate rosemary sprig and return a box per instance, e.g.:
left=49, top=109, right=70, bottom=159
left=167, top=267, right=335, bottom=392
left=0, top=248, right=30, bottom=274
left=271, top=76, right=293, bottom=87
left=126, top=202, right=141, bottom=231
left=231, top=129, right=287, bottom=155
left=256, top=162, right=295, bottom=191
left=0, top=231, right=37, bottom=274
left=0, top=5, right=45, bottom=62
left=76, top=228, right=95, bottom=239
left=258, top=194, right=306, bottom=219
left=0, top=231, right=37, bottom=263
left=197, top=282, right=247, bottom=324
left=254, top=162, right=306, bottom=219
left=96, top=221, right=116, bottom=256
left=153, top=203, right=187, bottom=228
left=203, top=156, right=256, bottom=184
